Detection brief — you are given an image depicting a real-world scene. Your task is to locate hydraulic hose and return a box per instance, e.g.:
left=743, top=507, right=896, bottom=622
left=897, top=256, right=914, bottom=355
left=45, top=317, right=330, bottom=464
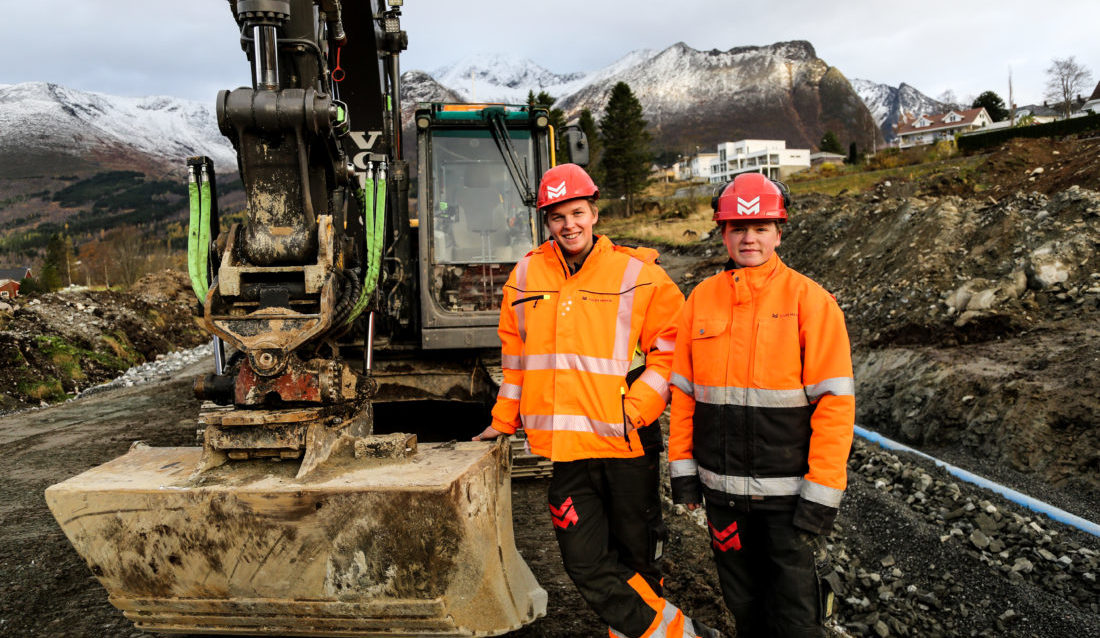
left=855, top=425, right=1100, bottom=537
left=186, top=166, right=211, bottom=302
left=345, top=163, right=386, bottom=325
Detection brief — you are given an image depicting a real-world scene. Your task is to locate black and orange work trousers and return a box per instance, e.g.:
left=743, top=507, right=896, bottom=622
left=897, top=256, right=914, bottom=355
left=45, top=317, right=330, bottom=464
left=704, top=502, right=826, bottom=638
left=548, top=450, right=669, bottom=637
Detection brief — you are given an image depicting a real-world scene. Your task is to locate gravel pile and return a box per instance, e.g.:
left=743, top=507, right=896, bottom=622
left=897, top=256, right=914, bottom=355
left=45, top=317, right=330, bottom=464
left=81, top=342, right=213, bottom=395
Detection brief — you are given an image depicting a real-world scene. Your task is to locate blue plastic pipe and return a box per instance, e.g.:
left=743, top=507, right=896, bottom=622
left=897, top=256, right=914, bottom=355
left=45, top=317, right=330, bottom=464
left=854, top=425, right=1100, bottom=537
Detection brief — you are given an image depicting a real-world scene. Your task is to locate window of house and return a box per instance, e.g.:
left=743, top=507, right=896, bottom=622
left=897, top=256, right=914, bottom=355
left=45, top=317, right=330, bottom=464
left=1, top=291, right=8, bottom=299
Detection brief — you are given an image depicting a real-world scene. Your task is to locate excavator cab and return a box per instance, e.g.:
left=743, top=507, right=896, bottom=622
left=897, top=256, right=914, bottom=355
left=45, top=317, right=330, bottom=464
left=415, top=103, right=553, bottom=349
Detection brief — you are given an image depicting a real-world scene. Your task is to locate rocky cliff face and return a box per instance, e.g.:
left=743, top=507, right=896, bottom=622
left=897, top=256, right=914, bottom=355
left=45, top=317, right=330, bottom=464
left=556, top=41, right=881, bottom=152
left=851, top=79, right=945, bottom=142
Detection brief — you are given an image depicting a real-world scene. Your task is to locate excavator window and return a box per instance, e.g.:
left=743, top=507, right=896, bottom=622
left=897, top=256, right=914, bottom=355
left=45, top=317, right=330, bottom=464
left=427, top=129, right=540, bottom=313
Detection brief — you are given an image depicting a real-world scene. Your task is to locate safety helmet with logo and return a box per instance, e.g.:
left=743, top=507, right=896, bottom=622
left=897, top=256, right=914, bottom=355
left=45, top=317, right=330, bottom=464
left=536, top=163, right=600, bottom=210
left=712, top=172, right=790, bottom=223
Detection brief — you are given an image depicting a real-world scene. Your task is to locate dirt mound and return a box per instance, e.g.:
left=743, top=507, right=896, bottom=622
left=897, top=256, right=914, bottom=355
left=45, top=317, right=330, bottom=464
left=129, top=269, right=196, bottom=307
left=0, top=270, right=206, bottom=412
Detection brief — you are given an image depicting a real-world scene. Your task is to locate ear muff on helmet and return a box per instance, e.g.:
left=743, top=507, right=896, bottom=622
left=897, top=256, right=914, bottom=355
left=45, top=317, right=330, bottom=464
left=772, top=179, right=791, bottom=209
left=711, top=181, right=731, bottom=213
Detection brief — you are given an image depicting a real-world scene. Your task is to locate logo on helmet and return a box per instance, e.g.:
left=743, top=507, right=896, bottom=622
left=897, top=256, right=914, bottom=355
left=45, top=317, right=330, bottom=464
left=737, top=196, right=760, bottom=215
left=547, top=180, right=568, bottom=200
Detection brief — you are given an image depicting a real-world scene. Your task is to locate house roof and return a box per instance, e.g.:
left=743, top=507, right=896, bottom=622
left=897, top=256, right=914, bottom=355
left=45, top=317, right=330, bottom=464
left=1017, top=103, right=1061, bottom=117
left=1089, top=81, right=1100, bottom=102
left=0, top=267, right=30, bottom=281
left=895, top=107, right=989, bottom=136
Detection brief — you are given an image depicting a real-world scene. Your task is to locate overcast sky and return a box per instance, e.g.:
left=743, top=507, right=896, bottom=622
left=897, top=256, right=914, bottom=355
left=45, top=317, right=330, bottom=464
left=1, top=0, right=1097, bottom=108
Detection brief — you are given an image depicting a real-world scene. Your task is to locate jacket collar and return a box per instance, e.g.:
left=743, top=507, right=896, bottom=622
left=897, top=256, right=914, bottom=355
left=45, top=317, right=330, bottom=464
left=545, top=235, right=612, bottom=274
left=726, top=253, right=783, bottom=289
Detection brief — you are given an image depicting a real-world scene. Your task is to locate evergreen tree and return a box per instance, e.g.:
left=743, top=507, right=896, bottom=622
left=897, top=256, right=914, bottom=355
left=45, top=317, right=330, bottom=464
left=577, top=108, right=603, bottom=181
left=598, top=82, right=651, bottom=215
left=41, top=232, right=72, bottom=291
left=820, top=131, right=843, bottom=154
left=971, top=91, right=1009, bottom=122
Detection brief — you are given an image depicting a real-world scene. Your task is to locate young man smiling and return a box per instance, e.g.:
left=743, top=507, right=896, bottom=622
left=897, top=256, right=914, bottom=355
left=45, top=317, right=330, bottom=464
left=475, top=164, right=720, bottom=638
left=669, top=173, right=855, bottom=637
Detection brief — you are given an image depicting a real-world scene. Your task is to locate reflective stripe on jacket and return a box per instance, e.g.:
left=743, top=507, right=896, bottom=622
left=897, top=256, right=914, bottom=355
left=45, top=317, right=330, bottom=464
left=491, top=235, right=684, bottom=462
left=668, top=253, right=855, bottom=534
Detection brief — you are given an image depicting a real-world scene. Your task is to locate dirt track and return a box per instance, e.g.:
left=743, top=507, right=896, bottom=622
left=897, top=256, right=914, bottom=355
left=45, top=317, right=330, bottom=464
left=2, top=355, right=1097, bottom=638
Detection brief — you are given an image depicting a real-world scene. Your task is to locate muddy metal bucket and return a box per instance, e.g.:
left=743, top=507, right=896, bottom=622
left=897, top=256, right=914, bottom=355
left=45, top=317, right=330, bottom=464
left=45, top=438, right=546, bottom=636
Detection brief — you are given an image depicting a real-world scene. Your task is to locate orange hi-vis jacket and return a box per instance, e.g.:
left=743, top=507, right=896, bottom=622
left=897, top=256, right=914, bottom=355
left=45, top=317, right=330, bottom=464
left=668, top=254, right=855, bottom=534
left=490, top=235, right=684, bottom=462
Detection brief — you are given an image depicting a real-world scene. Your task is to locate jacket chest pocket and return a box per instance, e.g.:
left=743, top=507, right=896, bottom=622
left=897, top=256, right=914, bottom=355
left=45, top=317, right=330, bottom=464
left=691, top=316, right=729, bottom=381
left=752, top=317, right=803, bottom=387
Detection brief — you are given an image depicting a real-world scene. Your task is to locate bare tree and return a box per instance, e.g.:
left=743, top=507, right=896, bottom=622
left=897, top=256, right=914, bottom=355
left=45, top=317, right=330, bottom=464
left=1044, top=56, right=1094, bottom=118
left=937, top=89, right=963, bottom=111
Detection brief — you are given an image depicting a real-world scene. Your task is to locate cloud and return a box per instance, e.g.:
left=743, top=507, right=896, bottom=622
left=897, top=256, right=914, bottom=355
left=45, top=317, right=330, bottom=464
left=1, top=0, right=1097, bottom=107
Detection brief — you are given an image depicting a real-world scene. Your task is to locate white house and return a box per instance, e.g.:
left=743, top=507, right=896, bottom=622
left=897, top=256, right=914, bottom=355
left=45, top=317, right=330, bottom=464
left=708, top=139, right=810, bottom=183
left=894, top=108, right=993, bottom=148
left=809, top=151, right=846, bottom=168
left=674, top=153, right=719, bottom=181
left=1078, top=81, right=1100, bottom=115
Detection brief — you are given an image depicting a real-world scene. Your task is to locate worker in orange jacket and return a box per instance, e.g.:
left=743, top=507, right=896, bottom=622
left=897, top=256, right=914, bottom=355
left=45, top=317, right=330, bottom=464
left=474, top=164, right=720, bottom=638
left=668, top=173, right=855, bottom=638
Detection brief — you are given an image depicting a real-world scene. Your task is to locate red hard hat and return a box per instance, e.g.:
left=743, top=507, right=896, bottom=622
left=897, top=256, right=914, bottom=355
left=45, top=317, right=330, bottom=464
left=536, top=163, right=599, bottom=210
left=712, top=173, right=789, bottom=223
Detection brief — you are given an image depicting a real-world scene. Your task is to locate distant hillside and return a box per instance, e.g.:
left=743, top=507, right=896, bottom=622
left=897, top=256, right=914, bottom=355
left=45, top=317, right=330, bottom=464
left=0, top=83, right=239, bottom=261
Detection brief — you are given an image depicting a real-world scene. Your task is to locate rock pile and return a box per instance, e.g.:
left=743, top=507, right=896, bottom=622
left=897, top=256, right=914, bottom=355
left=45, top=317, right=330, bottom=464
left=829, top=440, right=1099, bottom=636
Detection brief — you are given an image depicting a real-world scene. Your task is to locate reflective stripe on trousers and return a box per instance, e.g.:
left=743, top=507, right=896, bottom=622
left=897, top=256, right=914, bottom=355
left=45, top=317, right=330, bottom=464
left=608, top=573, right=697, bottom=638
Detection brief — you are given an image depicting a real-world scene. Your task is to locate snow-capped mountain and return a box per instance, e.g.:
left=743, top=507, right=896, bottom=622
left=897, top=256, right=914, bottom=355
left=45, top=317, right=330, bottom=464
left=404, top=41, right=881, bottom=153
left=851, top=79, right=945, bottom=142
left=0, top=82, right=235, bottom=177
left=431, top=53, right=586, bottom=104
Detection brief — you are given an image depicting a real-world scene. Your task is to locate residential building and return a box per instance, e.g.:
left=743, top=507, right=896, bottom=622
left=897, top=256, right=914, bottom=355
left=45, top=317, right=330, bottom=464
left=809, top=151, right=847, bottom=168
left=674, top=153, right=719, bottom=181
left=1078, top=81, right=1100, bottom=115
left=1013, top=103, right=1060, bottom=124
left=0, top=267, right=30, bottom=282
left=0, top=279, right=18, bottom=300
left=708, top=139, right=810, bottom=183
left=894, top=108, right=993, bottom=148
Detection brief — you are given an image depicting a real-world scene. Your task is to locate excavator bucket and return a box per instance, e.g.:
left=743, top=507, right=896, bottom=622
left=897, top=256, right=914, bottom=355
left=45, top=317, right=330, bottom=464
left=45, top=438, right=546, bottom=636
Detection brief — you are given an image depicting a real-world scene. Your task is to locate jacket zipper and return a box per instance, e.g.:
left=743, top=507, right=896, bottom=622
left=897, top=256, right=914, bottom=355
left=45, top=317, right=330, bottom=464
left=620, top=386, right=632, bottom=450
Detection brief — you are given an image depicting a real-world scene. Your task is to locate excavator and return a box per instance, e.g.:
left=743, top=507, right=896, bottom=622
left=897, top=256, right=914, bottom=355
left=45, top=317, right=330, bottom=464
left=45, top=1, right=587, bottom=635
